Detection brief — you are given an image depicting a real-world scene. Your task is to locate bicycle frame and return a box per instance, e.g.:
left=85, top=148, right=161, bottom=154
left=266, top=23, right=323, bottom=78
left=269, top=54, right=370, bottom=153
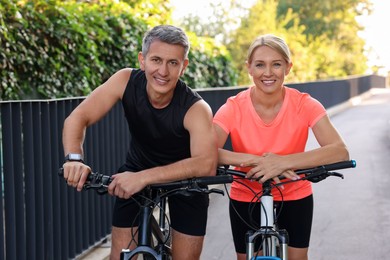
left=119, top=177, right=231, bottom=260
left=246, top=180, right=288, bottom=260
left=222, top=160, right=356, bottom=260
left=120, top=188, right=171, bottom=260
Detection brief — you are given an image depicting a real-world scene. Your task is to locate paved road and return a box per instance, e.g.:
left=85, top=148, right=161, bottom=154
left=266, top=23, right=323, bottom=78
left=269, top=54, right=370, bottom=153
left=202, top=88, right=390, bottom=260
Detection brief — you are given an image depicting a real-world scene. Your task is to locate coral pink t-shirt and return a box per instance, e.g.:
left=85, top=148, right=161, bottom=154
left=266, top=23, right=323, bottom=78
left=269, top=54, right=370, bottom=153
left=213, top=86, right=327, bottom=202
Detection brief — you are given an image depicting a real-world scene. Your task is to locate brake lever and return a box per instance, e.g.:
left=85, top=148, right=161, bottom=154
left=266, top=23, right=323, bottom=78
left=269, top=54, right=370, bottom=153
left=208, top=188, right=225, bottom=196
left=83, top=183, right=108, bottom=194
left=304, top=169, right=344, bottom=183
left=84, top=183, right=102, bottom=189
left=302, top=167, right=328, bottom=183
left=186, top=187, right=225, bottom=196
left=187, top=180, right=226, bottom=196
left=328, top=171, right=344, bottom=179
left=97, top=187, right=109, bottom=195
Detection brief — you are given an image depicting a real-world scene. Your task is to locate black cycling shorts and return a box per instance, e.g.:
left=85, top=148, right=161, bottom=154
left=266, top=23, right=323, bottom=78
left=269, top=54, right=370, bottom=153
left=229, top=195, right=313, bottom=253
left=112, top=191, right=210, bottom=236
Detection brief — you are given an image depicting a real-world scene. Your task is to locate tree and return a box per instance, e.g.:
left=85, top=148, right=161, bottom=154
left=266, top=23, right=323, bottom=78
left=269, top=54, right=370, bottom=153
left=277, top=0, right=372, bottom=39
left=120, top=0, right=173, bottom=26
left=277, top=0, right=371, bottom=77
left=228, top=0, right=371, bottom=84
left=178, top=0, right=248, bottom=45
left=177, top=0, right=371, bottom=85
left=228, top=0, right=314, bottom=84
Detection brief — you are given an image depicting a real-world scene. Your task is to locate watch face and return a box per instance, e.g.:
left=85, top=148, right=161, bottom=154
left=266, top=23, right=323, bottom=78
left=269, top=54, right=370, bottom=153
left=66, top=153, right=83, bottom=161
left=70, top=154, right=82, bottom=160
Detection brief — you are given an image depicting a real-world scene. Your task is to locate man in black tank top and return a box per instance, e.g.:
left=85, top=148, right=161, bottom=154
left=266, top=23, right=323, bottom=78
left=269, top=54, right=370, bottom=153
left=62, top=25, right=218, bottom=260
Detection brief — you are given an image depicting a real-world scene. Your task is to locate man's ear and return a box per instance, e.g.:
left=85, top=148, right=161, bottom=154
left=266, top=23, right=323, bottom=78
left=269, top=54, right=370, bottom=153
left=180, top=59, right=189, bottom=76
left=138, top=52, right=145, bottom=70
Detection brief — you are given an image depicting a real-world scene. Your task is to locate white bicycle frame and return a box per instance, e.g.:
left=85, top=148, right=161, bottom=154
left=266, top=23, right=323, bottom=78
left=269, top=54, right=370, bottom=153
left=246, top=181, right=289, bottom=260
left=228, top=160, right=356, bottom=260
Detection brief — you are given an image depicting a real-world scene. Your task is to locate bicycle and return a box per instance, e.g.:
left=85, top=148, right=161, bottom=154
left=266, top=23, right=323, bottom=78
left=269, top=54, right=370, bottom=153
left=59, top=159, right=355, bottom=260
left=58, top=168, right=233, bottom=260
left=216, top=159, right=356, bottom=260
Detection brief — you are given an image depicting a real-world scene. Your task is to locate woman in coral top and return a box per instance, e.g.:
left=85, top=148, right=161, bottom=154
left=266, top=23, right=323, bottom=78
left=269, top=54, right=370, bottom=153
left=213, top=34, right=349, bottom=260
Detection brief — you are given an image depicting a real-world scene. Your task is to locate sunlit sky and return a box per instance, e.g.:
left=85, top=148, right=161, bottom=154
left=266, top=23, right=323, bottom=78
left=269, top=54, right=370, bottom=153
left=357, top=0, right=390, bottom=75
left=171, top=0, right=390, bottom=76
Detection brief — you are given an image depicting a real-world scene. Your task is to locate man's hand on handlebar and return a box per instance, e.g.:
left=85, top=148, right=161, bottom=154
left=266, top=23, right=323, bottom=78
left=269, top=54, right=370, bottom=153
left=62, top=161, right=91, bottom=192
left=108, top=171, right=147, bottom=199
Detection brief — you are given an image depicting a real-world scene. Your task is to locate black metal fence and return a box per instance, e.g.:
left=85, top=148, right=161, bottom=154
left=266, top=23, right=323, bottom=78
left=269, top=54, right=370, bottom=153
left=0, top=74, right=385, bottom=260
left=0, top=99, right=129, bottom=260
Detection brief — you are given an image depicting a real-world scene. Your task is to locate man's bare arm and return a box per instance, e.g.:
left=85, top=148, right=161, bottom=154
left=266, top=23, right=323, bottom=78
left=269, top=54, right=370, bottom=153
left=62, top=68, right=131, bottom=190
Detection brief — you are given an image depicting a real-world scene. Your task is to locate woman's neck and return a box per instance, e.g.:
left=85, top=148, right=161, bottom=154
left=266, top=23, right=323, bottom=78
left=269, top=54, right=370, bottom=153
left=251, top=86, right=285, bottom=124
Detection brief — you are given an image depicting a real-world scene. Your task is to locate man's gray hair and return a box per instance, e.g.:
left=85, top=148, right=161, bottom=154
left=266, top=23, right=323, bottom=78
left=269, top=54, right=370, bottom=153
left=142, top=25, right=190, bottom=59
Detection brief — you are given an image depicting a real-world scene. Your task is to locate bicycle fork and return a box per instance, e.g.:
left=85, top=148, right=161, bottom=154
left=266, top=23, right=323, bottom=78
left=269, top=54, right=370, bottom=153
left=246, top=182, right=289, bottom=260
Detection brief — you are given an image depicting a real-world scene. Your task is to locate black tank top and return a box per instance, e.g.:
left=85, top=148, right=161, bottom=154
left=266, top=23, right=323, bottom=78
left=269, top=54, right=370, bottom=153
left=121, top=69, right=202, bottom=171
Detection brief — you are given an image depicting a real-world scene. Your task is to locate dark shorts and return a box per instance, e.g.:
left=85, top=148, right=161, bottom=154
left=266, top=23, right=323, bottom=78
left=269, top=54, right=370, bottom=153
left=229, top=195, right=313, bottom=253
left=112, top=192, right=210, bottom=236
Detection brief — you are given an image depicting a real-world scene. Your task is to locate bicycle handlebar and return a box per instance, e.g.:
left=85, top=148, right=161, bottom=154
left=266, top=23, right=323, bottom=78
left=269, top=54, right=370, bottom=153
left=58, top=159, right=356, bottom=193
left=58, top=168, right=234, bottom=194
left=216, top=160, right=357, bottom=183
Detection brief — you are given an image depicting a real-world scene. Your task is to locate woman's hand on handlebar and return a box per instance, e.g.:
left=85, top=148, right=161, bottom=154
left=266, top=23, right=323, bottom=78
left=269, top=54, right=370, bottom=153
left=240, top=153, right=300, bottom=183
left=62, top=161, right=91, bottom=192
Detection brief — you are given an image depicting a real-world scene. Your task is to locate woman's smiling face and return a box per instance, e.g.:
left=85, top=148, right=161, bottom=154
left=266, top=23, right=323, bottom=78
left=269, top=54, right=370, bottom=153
left=247, top=45, right=292, bottom=94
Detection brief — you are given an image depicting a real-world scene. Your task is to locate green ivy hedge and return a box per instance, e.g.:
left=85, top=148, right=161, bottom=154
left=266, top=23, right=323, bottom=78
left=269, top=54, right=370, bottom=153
left=0, top=0, right=237, bottom=100
left=184, top=32, right=237, bottom=89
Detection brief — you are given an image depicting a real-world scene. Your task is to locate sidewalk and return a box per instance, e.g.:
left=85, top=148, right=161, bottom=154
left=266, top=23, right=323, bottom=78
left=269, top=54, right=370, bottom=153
left=78, top=237, right=110, bottom=260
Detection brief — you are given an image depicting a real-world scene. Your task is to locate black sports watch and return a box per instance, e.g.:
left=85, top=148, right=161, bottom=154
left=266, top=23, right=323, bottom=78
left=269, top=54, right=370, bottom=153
left=64, top=153, right=84, bottom=163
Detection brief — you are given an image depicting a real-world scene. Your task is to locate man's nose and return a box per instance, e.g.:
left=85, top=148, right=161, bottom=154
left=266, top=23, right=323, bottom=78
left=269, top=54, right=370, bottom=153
left=158, top=63, right=169, bottom=76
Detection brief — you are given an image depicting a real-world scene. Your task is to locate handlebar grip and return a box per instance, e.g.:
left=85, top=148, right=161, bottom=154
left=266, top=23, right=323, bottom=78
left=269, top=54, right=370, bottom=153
left=195, top=175, right=234, bottom=185
left=58, top=167, right=112, bottom=187
left=321, top=160, right=356, bottom=171
left=295, top=160, right=356, bottom=175
left=58, top=167, right=94, bottom=181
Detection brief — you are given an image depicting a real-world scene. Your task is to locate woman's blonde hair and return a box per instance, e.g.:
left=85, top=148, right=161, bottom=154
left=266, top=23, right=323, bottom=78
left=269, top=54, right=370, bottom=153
left=247, top=34, right=291, bottom=64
